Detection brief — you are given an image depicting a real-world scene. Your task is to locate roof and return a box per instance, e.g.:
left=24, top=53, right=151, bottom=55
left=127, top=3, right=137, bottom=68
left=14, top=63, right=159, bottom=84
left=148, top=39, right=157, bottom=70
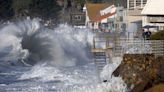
left=141, top=0, right=164, bottom=15
left=86, top=3, right=115, bottom=22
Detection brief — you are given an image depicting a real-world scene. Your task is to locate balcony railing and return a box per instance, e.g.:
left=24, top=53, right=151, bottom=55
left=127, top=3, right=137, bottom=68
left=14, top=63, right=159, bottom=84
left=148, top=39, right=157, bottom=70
left=148, top=17, right=164, bottom=23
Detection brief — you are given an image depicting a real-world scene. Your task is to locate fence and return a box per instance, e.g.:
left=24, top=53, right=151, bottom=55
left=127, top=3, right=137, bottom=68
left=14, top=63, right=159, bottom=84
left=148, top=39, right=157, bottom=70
left=92, top=37, right=164, bottom=58
left=114, top=38, right=164, bottom=57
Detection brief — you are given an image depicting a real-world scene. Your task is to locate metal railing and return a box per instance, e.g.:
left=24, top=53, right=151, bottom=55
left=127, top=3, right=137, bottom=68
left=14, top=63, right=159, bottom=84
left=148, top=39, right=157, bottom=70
left=92, top=37, right=164, bottom=58
left=91, top=37, right=164, bottom=73
left=148, top=17, right=164, bottom=23
left=114, top=38, right=164, bottom=57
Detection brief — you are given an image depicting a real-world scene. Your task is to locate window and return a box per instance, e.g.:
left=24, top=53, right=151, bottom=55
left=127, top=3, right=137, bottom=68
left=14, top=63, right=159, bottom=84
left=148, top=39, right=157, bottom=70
left=120, top=16, right=123, bottom=22
left=92, top=23, right=94, bottom=27
left=136, top=0, right=141, bottom=7
left=74, top=15, right=81, bottom=20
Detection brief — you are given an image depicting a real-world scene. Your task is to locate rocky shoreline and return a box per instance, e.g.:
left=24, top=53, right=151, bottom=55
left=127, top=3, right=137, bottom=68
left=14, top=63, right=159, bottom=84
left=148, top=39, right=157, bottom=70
left=113, top=54, right=164, bottom=92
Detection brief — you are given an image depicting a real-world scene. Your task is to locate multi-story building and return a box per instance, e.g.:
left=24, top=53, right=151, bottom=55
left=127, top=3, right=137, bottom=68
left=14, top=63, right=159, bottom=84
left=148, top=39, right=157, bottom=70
left=84, top=3, right=126, bottom=33
left=125, top=0, right=148, bottom=38
left=142, top=0, right=164, bottom=31
left=70, top=12, right=86, bottom=28
left=84, top=3, right=116, bottom=32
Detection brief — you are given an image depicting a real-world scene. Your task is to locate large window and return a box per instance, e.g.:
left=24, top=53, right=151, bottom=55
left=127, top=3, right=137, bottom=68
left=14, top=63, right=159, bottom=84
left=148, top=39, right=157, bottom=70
left=128, top=0, right=147, bottom=9
left=143, top=0, right=147, bottom=4
left=136, top=0, right=141, bottom=7
left=129, top=0, right=135, bottom=9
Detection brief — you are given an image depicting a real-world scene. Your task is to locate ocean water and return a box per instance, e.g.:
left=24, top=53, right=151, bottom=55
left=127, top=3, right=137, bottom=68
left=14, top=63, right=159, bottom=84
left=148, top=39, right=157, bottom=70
left=0, top=19, right=127, bottom=92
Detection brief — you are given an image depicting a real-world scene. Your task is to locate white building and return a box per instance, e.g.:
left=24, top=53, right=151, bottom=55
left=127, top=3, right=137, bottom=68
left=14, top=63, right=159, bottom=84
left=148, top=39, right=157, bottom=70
left=125, top=0, right=148, bottom=38
left=84, top=3, right=116, bottom=32
left=141, top=0, right=164, bottom=31
left=127, top=0, right=147, bottom=10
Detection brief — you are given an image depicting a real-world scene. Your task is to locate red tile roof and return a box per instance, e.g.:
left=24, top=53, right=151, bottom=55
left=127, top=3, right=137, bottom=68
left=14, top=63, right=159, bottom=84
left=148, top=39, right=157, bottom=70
left=92, top=12, right=116, bottom=22
left=86, top=3, right=116, bottom=22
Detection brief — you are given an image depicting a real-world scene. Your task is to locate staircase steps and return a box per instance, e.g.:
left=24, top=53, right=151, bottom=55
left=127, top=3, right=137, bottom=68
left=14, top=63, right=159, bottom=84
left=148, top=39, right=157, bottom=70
left=94, top=52, right=107, bottom=72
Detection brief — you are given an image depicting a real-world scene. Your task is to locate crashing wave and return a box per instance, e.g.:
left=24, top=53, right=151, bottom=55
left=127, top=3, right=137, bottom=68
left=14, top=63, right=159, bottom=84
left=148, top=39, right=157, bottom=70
left=0, top=18, right=94, bottom=66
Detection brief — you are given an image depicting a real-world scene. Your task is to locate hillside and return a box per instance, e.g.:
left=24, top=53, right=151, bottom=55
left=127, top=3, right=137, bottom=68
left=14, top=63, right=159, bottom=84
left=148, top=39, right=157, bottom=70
left=0, top=0, right=127, bottom=22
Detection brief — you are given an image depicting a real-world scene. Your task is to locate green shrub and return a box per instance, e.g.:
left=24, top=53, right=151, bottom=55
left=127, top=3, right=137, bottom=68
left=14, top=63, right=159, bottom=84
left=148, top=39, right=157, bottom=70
left=150, top=30, right=164, bottom=40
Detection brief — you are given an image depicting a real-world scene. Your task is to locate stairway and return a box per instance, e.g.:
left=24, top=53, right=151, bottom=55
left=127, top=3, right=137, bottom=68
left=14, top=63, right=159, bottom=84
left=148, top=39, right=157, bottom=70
left=114, top=45, right=123, bottom=57
left=94, top=52, right=107, bottom=72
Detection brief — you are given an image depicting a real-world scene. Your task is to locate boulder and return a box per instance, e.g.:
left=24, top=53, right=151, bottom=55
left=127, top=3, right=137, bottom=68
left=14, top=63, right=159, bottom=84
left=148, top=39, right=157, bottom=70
left=156, top=56, right=164, bottom=82
left=144, top=84, right=164, bottom=92
left=113, top=54, right=158, bottom=92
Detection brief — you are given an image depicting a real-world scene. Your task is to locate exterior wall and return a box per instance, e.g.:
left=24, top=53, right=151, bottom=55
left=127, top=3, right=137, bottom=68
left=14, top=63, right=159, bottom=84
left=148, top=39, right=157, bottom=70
left=86, top=22, right=98, bottom=29
left=142, top=16, right=164, bottom=31
left=124, top=9, right=143, bottom=38
left=85, top=7, right=125, bottom=32
left=85, top=11, right=90, bottom=27
left=141, top=0, right=164, bottom=31
left=94, top=22, right=99, bottom=29
left=126, top=15, right=142, bottom=26
left=101, top=18, right=107, bottom=23
left=70, top=13, right=85, bottom=26
left=100, top=5, right=115, bottom=16
left=142, top=16, right=148, bottom=26
left=115, top=7, right=127, bottom=33
left=142, top=16, right=156, bottom=31
left=127, top=0, right=147, bottom=10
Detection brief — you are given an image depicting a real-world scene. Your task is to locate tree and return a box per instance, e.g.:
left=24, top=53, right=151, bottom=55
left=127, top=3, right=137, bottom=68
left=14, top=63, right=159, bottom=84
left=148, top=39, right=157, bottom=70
left=12, top=0, right=32, bottom=17
left=76, top=0, right=85, bottom=4
left=0, top=0, right=14, bottom=19
left=29, top=0, right=61, bottom=19
left=150, top=30, right=164, bottom=40
left=86, top=0, right=102, bottom=3
left=93, top=0, right=102, bottom=3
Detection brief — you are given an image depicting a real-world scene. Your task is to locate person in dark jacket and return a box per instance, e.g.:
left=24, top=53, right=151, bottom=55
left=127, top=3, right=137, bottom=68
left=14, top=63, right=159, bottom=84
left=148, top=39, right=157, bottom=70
left=142, top=29, right=151, bottom=40
left=145, top=30, right=152, bottom=40
left=142, top=29, right=146, bottom=39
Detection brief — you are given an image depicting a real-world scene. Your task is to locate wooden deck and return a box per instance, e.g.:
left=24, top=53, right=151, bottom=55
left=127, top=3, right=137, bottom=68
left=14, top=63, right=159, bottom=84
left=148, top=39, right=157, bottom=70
left=91, top=48, right=105, bottom=53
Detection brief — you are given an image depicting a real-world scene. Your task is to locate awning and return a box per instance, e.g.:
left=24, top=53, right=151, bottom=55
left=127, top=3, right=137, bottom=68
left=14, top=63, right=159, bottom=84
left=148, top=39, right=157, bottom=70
left=142, top=25, right=157, bottom=29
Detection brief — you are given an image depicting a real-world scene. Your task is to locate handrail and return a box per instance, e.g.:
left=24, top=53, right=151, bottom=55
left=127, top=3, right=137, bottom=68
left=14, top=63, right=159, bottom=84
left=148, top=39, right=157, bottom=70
left=92, top=37, right=164, bottom=57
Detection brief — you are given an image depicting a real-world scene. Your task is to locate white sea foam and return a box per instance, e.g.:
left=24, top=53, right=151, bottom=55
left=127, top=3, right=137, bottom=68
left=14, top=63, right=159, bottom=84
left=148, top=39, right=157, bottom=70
left=0, top=19, right=127, bottom=92
left=18, top=57, right=126, bottom=92
left=0, top=19, right=94, bottom=66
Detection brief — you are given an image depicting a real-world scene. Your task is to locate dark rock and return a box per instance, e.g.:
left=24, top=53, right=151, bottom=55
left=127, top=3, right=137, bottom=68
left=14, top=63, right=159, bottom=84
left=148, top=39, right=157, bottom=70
left=156, top=56, right=164, bottom=82
left=113, top=54, right=158, bottom=92
left=103, top=80, right=107, bottom=82
left=144, top=84, right=164, bottom=92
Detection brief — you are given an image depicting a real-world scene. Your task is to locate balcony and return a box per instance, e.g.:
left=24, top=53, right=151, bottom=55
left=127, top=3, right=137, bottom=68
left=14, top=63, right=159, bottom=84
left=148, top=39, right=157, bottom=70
left=148, top=17, right=164, bottom=23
